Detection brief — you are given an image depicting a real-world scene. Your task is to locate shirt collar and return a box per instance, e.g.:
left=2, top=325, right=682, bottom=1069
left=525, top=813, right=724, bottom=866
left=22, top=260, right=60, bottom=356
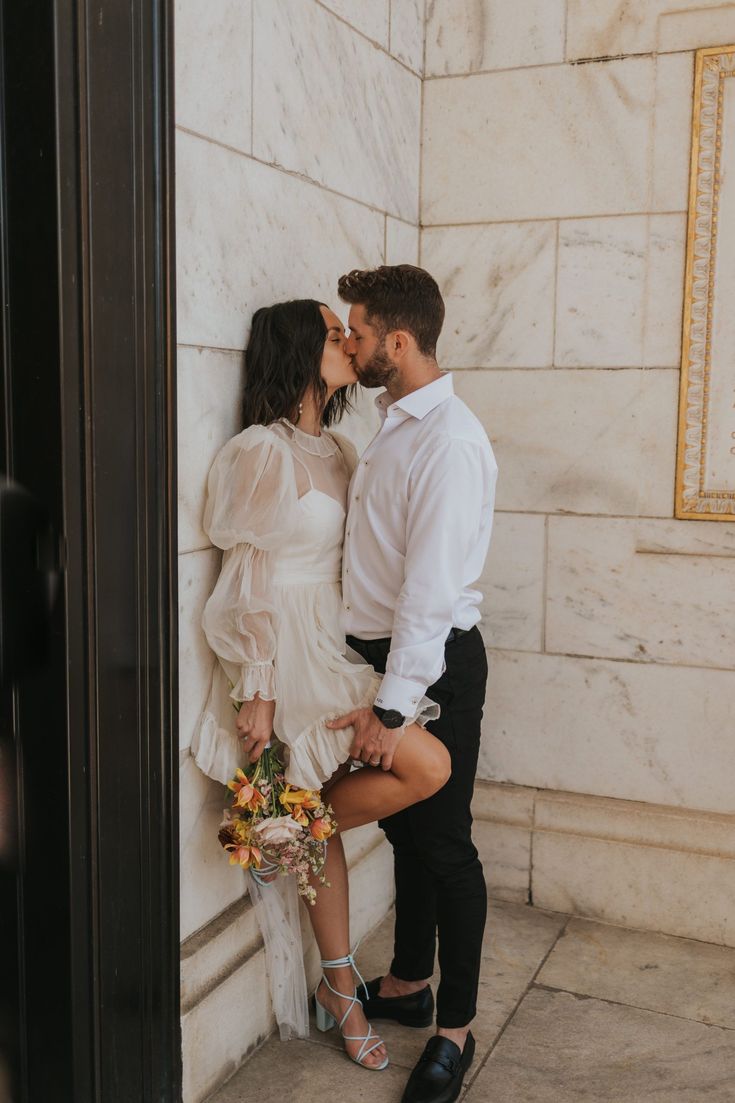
left=374, top=372, right=454, bottom=422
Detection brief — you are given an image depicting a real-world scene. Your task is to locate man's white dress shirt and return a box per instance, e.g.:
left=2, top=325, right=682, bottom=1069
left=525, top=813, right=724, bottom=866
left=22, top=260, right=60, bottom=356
left=342, top=372, right=498, bottom=718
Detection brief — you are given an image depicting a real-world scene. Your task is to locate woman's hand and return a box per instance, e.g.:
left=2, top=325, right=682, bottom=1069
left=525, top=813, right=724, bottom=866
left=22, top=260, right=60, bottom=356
left=236, top=694, right=275, bottom=763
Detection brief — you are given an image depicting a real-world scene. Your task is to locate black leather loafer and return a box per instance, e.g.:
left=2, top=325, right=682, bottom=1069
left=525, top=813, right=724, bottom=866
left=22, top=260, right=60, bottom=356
left=358, top=976, right=434, bottom=1028
left=401, top=1031, right=475, bottom=1103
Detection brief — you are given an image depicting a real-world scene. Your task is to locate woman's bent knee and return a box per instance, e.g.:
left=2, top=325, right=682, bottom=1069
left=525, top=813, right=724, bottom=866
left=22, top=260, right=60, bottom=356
left=417, top=740, right=451, bottom=800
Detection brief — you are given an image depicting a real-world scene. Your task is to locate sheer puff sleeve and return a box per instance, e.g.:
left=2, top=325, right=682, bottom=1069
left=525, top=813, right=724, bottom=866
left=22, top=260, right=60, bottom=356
left=201, top=425, right=298, bottom=706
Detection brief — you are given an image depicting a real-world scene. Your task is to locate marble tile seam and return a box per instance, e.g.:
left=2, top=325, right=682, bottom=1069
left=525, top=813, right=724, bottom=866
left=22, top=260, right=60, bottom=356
left=550, top=219, right=560, bottom=376
left=420, top=210, right=687, bottom=230
left=463, top=914, right=573, bottom=1093
left=175, top=125, right=409, bottom=222
left=531, top=979, right=735, bottom=1032
left=423, top=45, right=712, bottom=82
left=178, top=545, right=213, bottom=558
left=311, top=0, right=423, bottom=78
left=423, top=52, right=656, bottom=83
left=448, top=364, right=680, bottom=372
left=418, top=43, right=426, bottom=241
left=534, top=788, right=735, bottom=825
left=177, top=342, right=243, bottom=356
left=472, top=781, right=735, bottom=833
left=532, top=646, right=735, bottom=676
left=530, top=823, right=735, bottom=860
left=179, top=504, right=735, bottom=556
left=249, top=0, right=254, bottom=154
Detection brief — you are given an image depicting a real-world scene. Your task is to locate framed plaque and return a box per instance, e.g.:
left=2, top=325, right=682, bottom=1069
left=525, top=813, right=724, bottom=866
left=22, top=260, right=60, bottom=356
left=675, top=45, right=735, bottom=519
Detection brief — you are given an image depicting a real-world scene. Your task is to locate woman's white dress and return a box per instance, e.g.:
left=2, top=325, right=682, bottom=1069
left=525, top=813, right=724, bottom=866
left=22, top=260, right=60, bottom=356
left=192, top=418, right=437, bottom=791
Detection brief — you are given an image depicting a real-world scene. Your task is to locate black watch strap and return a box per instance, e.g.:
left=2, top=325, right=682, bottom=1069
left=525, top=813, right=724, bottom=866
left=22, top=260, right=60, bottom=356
left=372, top=704, right=406, bottom=729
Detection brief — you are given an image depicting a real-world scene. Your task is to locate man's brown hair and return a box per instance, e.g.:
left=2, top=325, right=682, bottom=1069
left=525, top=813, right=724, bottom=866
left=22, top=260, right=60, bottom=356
left=337, top=264, right=445, bottom=357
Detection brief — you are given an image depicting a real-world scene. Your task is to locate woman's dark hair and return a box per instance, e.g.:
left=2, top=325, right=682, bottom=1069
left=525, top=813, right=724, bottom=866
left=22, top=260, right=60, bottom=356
left=337, top=264, right=445, bottom=357
left=241, top=299, right=353, bottom=429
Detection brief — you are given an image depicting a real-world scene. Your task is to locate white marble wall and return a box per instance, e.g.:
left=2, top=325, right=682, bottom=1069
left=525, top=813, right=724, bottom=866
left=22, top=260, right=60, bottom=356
left=422, top=1, right=735, bottom=818
left=176, top=0, right=424, bottom=947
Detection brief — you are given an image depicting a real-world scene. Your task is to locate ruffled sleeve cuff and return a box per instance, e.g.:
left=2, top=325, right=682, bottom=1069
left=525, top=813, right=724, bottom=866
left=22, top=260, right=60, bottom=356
left=191, top=709, right=243, bottom=785
left=229, top=662, right=276, bottom=705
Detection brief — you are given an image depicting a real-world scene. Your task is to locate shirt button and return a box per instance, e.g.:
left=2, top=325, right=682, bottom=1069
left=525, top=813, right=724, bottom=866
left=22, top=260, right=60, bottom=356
left=344, top=603, right=351, bottom=610
left=354, top=495, right=360, bottom=501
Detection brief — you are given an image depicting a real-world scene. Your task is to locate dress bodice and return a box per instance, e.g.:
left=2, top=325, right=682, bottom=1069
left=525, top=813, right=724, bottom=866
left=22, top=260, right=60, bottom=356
left=271, top=489, right=345, bottom=585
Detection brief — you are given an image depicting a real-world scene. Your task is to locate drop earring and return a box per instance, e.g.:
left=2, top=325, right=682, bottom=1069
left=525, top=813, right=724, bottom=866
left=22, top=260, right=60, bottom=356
left=296, top=401, right=303, bottom=422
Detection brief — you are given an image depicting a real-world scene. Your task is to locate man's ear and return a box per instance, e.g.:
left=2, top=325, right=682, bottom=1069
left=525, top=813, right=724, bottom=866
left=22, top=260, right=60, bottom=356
left=389, top=329, right=413, bottom=359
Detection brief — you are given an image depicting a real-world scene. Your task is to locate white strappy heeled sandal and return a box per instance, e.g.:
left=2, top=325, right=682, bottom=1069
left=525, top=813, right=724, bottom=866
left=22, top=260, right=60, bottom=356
left=314, top=952, right=389, bottom=1071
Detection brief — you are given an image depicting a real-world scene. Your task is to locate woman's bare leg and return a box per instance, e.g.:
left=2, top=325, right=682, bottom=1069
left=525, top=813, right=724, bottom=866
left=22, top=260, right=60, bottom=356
left=304, top=796, right=387, bottom=1067
left=326, top=723, right=450, bottom=833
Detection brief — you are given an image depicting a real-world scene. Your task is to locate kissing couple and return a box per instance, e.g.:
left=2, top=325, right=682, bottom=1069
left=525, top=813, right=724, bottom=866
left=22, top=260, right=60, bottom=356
left=193, top=264, right=497, bottom=1103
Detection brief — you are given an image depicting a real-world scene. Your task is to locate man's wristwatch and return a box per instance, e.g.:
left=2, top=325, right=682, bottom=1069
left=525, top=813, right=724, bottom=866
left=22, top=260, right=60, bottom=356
left=372, top=705, right=406, bottom=729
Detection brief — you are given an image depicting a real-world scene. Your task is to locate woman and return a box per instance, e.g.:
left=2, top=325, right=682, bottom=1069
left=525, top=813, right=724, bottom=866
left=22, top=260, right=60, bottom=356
left=193, top=299, right=450, bottom=1072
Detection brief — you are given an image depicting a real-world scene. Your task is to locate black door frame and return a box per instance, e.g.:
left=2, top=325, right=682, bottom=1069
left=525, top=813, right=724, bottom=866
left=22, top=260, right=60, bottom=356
left=1, top=1, right=179, bottom=1099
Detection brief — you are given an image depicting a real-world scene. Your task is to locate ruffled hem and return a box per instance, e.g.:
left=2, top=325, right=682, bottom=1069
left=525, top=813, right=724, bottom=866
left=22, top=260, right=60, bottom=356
left=191, top=709, right=243, bottom=785
left=284, top=681, right=441, bottom=792
left=229, top=662, right=276, bottom=704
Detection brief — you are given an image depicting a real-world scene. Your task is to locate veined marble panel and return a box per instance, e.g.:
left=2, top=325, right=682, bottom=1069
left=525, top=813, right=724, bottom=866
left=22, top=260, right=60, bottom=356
left=425, top=0, right=566, bottom=75
left=477, top=512, right=545, bottom=652
left=659, top=7, right=735, bottom=52
left=179, top=548, right=220, bottom=752
left=652, top=52, right=695, bottom=214
left=319, top=0, right=389, bottom=46
left=533, top=833, right=735, bottom=948
left=423, top=221, right=556, bottom=368
left=454, top=368, right=678, bottom=517
left=480, top=650, right=735, bottom=814
left=567, top=0, right=735, bottom=59
left=178, top=346, right=242, bottom=554
left=390, top=0, right=424, bottom=74
left=180, top=755, right=244, bottom=942
left=546, top=516, right=735, bottom=669
left=174, top=0, right=252, bottom=153
left=253, top=0, right=420, bottom=221
left=555, top=216, right=646, bottom=368
left=176, top=129, right=384, bottom=351
left=644, top=213, right=687, bottom=367
left=385, top=217, right=420, bottom=265
left=422, top=58, right=654, bottom=225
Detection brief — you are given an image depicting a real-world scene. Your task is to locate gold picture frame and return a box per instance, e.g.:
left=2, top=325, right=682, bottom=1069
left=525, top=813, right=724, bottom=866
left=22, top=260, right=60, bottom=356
left=675, top=45, right=735, bottom=519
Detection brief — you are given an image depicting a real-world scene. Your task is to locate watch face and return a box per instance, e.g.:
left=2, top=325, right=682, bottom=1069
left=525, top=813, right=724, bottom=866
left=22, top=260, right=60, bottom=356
left=381, top=709, right=405, bottom=729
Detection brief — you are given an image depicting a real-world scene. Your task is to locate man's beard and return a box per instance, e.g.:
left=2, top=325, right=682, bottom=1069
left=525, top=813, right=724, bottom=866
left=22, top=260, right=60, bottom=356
left=354, top=345, right=398, bottom=389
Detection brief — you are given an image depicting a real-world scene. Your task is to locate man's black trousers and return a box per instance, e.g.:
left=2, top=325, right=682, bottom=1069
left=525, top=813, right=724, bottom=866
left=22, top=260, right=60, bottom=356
left=346, top=625, right=488, bottom=1028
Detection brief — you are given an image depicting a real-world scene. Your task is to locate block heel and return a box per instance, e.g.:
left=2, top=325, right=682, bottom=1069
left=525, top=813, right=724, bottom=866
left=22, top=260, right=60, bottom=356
left=315, top=952, right=389, bottom=1071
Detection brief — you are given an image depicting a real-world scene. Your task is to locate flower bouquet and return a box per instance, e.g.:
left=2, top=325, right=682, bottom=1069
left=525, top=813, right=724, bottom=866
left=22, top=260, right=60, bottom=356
left=217, top=742, right=338, bottom=905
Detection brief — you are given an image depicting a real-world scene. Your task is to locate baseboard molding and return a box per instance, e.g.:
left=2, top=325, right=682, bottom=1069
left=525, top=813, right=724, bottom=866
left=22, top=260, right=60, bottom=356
left=472, top=779, right=735, bottom=946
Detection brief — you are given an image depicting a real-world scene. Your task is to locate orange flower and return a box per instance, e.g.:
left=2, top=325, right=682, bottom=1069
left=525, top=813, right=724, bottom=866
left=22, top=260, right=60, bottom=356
left=310, top=817, right=332, bottom=841
left=227, top=768, right=266, bottom=813
left=290, top=804, right=310, bottom=826
left=228, top=844, right=263, bottom=869
left=280, top=786, right=320, bottom=811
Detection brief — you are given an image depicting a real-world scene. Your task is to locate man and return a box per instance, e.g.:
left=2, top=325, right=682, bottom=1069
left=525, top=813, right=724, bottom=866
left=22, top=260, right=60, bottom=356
left=328, top=265, right=497, bottom=1103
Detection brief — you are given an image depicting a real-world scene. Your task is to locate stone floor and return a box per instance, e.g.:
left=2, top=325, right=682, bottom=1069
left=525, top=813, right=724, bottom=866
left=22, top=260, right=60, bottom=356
left=207, top=897, right=735, bottom=1102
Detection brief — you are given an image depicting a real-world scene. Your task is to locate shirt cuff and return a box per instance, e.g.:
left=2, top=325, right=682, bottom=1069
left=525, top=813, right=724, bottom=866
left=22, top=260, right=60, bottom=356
left=375, top=673, right=428, bottom=719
